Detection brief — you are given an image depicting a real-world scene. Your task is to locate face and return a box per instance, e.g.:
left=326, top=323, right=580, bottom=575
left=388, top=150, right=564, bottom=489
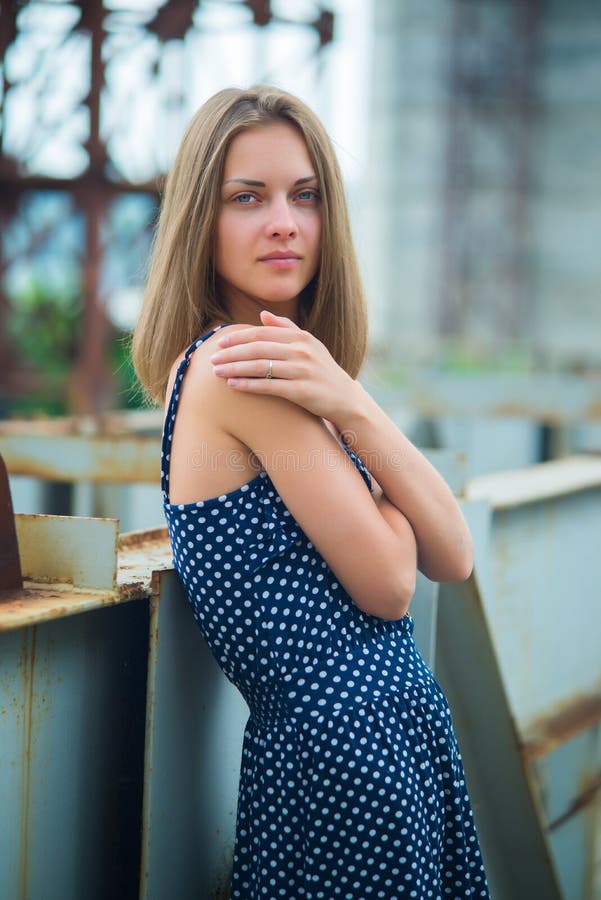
left=214, top=122, right=322, bottom=322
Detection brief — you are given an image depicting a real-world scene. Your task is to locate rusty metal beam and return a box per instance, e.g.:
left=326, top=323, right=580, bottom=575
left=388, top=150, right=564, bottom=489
left=0, top=520, right=171, bottom=634
left=0, top=172, right=158, bottom=195
left=546, top=773, right=601, bottom=834
left=521, top=692, right=601, bottom=763
left=0, top=454, right=23, bottom=590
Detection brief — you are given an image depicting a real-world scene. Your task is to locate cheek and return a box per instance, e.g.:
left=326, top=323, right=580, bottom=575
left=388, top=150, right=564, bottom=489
left=215, top=214, right=242, bottom=275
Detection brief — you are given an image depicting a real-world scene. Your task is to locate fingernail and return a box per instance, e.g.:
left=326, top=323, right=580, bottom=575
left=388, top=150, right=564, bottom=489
left=213, top=365, right=225, bottom=375
left=217, top=336, right=229, bottom=347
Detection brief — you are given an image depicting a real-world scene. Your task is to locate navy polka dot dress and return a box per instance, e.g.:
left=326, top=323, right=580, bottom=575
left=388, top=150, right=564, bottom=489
left=162, top=327, right=490, bottom=899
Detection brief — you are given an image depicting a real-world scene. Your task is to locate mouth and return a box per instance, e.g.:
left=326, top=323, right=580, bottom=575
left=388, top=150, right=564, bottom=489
left=258, top=251, right=302, bottom=261
left=258, top=252, right=303, bottom=270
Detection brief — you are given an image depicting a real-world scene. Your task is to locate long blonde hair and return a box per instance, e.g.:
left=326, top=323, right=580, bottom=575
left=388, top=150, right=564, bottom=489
left=132, top=85, right=368, bottom=404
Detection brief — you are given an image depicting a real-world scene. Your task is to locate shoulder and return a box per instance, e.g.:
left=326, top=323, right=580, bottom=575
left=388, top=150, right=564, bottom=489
left=164, top=324, right=249, bottom=407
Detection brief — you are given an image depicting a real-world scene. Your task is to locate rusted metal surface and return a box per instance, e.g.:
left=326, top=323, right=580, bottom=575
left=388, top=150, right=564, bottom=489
left=0, top=584, right=120, bottom=634
left=117, top=526, right=172, bottom=602
left=522, top=692, right=601, bottom=763
left=547, top=774, right=601, bottom=834
left=0, top=600, right=148, bottom=899
left=0, top=453, right=23, bottom=590
left=435, top=574, right=564, bottom=900
left=468, top=462, right=601, bottom=733
left=0, top=411, right=162, bottom=483
left=460, top=456, right=601, bottom=899
left=1, top=449, right=600, bottom=896
left=0, top=493, right=155, bottom=896
left=0, top=523, right=173, bottom=634
left=15, top=513, right=118, bottom=589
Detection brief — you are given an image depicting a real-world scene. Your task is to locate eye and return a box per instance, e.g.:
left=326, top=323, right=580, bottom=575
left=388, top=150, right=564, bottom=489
left=296, top=188, right=320, bottom=203
left=233, top=193, right=258, bottom=205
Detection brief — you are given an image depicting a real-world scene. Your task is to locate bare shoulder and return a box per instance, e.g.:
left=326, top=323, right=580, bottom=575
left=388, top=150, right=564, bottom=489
left=164, top=324, right=249, bottom=407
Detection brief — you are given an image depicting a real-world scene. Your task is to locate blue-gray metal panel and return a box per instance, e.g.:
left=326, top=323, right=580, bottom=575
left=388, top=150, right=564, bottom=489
left=409, top=574, right=438, bottom=669
left=434, top=416, right=542, bottom=476
left=140, top=570, right=248, bottom=900
left=435, top=575, right=564, bottom=900
left=7, top=475, right=44, bottom=514
left=0, top=432, right=159, bottom=483
left=371, top=372, right=601, bottom=423
left=534, top=725, right=601, bottom=900
left=0, top=601, right=147, bottom=900
left=480, top=486, right=601, bottom=735
left=14, top=514, right=119, bottom=591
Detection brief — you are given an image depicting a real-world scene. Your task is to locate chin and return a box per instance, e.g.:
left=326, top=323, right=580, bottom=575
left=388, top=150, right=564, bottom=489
left=257, top=288, right=303, bottom=304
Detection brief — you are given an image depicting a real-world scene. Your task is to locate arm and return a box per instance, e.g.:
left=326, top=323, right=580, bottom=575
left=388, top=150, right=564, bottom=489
left=200, top=365, right=417, bottom=620
left=210, top=311, right=473, bottom=583
left=332, top=387, right=473, bottom=583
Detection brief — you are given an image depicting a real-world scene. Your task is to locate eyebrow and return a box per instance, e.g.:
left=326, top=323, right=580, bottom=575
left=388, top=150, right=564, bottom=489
left=223, top=175, right=318, bottom=187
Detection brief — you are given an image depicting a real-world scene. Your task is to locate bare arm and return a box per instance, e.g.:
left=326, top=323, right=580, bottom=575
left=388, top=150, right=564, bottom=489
left=210, top=312, right=473, bottom=583
left=198, top=364, right=417, bottom=620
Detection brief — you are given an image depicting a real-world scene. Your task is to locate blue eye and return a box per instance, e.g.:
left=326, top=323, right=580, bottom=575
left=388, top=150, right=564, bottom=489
left=297, top=189, right=319, bottom=202
left=235, top=193, right=255, bottom=204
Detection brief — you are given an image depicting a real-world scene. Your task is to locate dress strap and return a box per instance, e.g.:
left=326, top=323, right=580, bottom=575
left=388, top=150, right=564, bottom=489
left=160, top=324, right=231, bottom=502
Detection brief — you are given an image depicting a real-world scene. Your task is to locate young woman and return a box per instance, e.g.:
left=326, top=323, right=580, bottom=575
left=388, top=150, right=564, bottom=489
left=133, top=85, right=489, bottom=899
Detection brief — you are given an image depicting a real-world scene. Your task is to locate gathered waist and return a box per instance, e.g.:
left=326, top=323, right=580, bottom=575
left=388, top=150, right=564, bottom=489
left=243, top=621, right=432, bottom=727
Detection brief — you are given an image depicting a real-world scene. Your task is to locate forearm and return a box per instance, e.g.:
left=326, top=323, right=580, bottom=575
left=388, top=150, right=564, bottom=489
left=336, top=382, right=474, bottom=583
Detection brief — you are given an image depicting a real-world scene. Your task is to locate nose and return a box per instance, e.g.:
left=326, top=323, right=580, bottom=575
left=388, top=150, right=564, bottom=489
left=266, top=196, right=298, bottom=239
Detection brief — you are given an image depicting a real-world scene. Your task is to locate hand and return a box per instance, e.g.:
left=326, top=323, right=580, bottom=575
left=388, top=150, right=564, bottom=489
left=210, top=310, right=361, bottom=424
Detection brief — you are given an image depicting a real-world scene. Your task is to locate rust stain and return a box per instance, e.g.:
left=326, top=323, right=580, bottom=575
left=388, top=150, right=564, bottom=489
left=585, top=398, right=601, bottom=420
left=118, top=527, right=168, bottom=551
left=0, top=454, right=23, bottom=590
left=0, top=585, right=120, bottom=633
left=0, top=527, right=174, bottom=631
left=546, top=772, right=601, bottom=833
left=18, top=626, right=36, bottom=900
left=490, top=403, right=564, bottom=425
left=0, top=409, right=162, bottom=437
left=0, top=452, right=158, bottom=484
left=521, top=690, right=601, bottom=761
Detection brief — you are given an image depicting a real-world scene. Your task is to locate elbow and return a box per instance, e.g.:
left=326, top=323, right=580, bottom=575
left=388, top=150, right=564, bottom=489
left=450, top=535, right=475, bottom=582
left=455, top=552, right=474, bottom=583
left=370, top=569, right=415, bottom=621
left=421, top=534, right=474, bottom=584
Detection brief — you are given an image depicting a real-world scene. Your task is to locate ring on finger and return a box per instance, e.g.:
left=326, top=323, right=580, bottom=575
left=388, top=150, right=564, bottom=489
left=265, top=359, right=273, bottom=379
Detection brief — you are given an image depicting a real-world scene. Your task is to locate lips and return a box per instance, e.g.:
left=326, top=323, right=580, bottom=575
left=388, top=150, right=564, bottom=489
left=258, top=251, right=302, bottom=261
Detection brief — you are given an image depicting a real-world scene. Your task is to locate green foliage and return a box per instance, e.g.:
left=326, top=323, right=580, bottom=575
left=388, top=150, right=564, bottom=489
left=9, top=277, right=80, bottom=378
left=7, top=277, right=80, bottom=415
left=110, top=333, right=146, bottom=410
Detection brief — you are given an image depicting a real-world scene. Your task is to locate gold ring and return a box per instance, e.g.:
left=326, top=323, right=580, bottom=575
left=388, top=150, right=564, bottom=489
left=265, top=359, right=273, bottom=379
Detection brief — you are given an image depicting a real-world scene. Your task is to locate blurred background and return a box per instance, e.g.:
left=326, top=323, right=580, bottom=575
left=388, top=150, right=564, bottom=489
left=2, top=0, right=600, bottom=415
left=1, top=4, right=601, bottom=899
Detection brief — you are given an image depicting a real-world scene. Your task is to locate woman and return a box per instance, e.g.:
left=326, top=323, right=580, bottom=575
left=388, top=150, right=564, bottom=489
left=133, top=85, right=489, bottom=899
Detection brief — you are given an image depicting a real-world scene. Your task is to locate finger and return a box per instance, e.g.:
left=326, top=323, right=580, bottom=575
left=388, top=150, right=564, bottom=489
left=217, top=326, right=303, bottom=348
left=214, top=359, right=296, bottom=380
left=259, top=309, right=300, bottom=330
left=226, top=376, right=299, bottom=398
left=210, top=341, right=292, bottom=365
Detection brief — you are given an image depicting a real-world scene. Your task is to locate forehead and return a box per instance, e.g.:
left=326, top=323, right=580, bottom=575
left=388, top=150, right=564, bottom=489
left=223, top=122, right=314, bottom=177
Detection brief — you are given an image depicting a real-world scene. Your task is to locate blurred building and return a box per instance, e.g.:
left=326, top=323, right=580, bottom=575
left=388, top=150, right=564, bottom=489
left=361, top=0, right=601, bottom=368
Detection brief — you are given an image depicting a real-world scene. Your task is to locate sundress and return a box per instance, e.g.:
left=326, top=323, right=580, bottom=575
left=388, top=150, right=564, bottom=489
left=162, top=326, right=490, bottom=899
